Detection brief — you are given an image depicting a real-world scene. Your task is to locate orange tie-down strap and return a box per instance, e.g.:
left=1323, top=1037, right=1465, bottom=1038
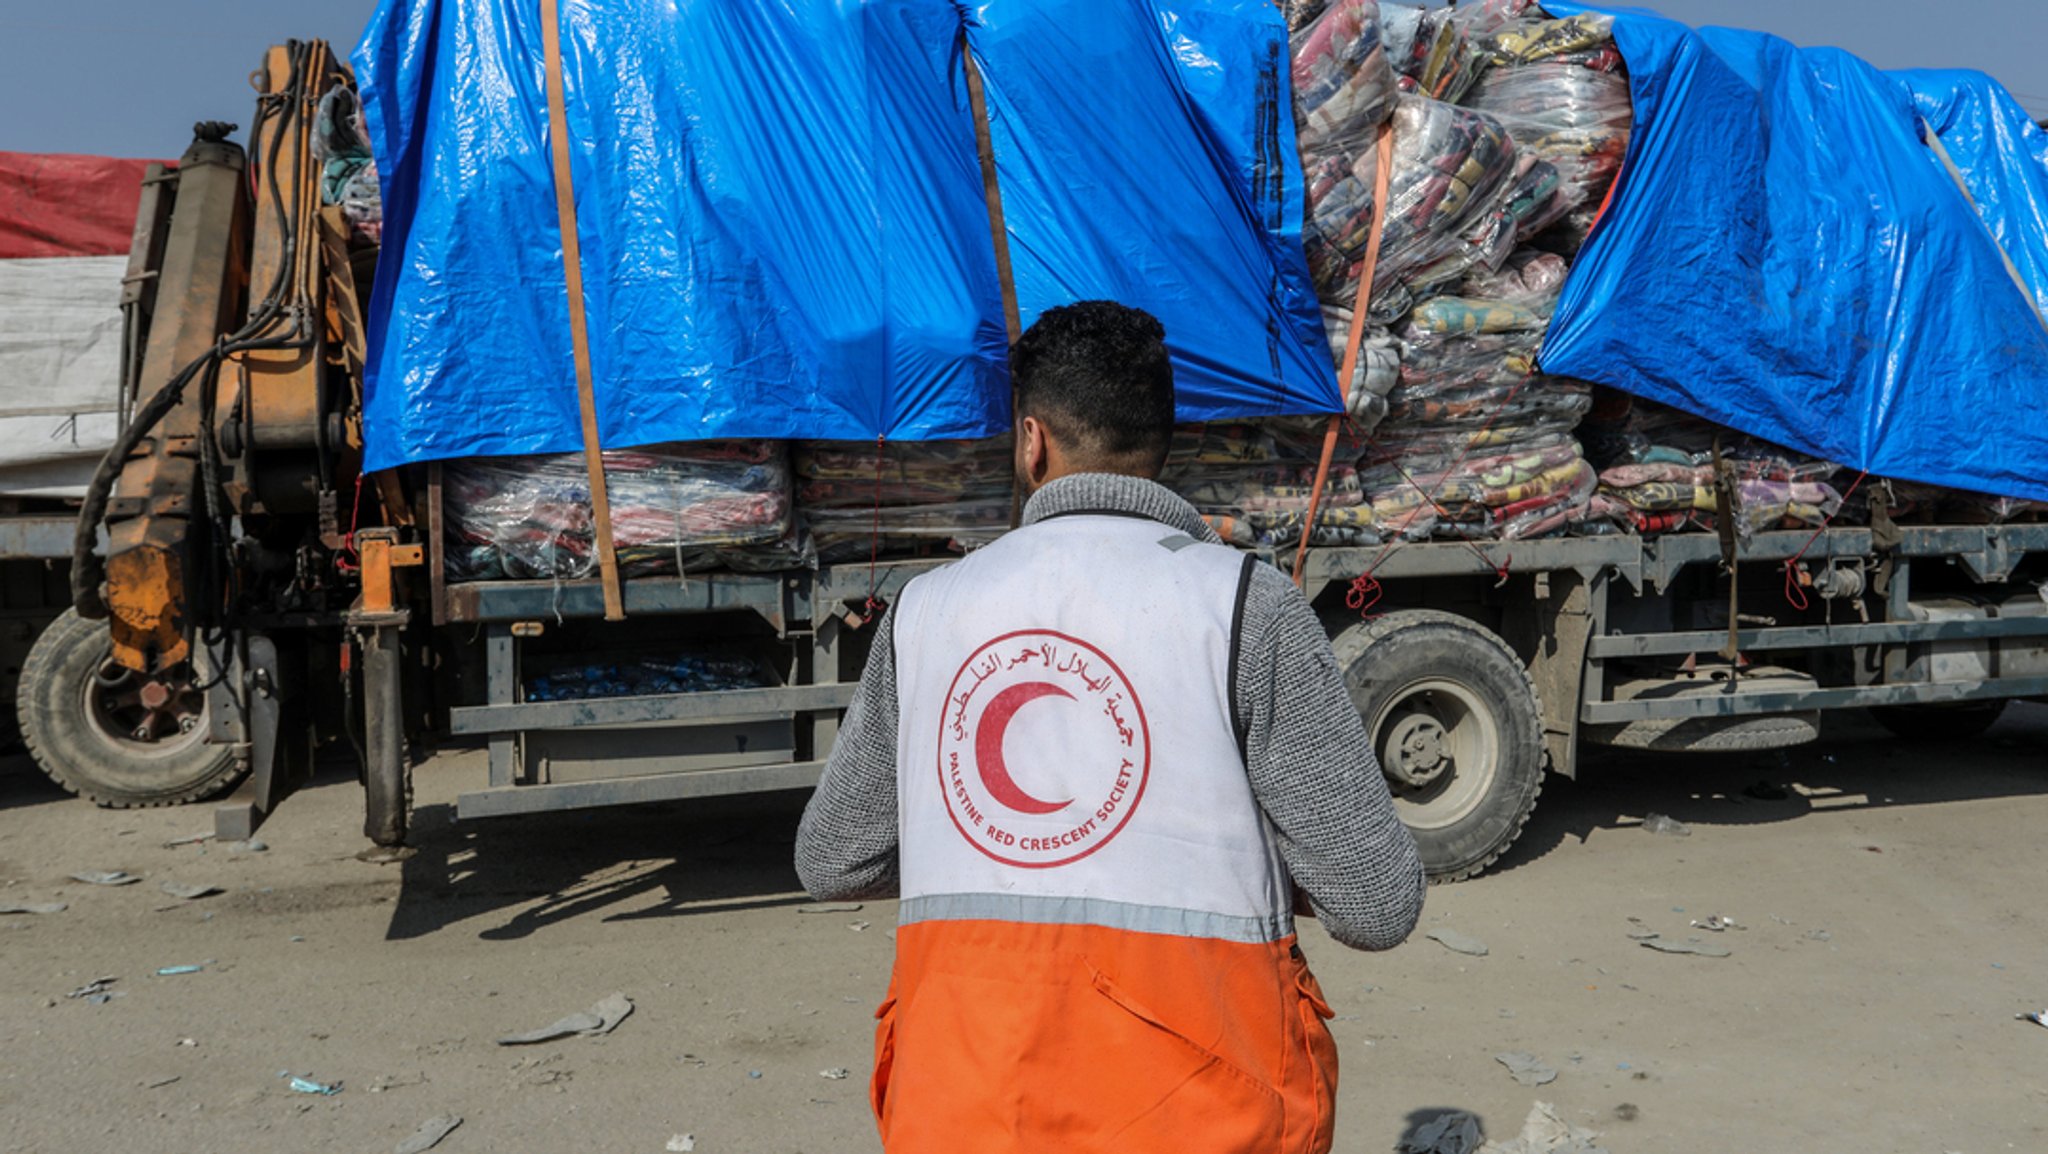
left=540, top=0, right=625, bottom=620
left=1293, top=120, right=1395, bottom=588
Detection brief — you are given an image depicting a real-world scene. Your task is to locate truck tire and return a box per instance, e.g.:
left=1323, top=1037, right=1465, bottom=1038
left=1868, top=700, right=2007, bottom=742
left=17, top=608, right=244, bottom=807
left=1331, top=610, right=1544, bottom=883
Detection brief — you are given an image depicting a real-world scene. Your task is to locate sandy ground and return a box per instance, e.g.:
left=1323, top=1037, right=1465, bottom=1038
left=2, top=706, right=2045, bottom=1154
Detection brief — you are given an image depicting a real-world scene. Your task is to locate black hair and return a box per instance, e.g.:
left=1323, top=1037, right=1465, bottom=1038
left=1009, top=300, right=1175, bottom=469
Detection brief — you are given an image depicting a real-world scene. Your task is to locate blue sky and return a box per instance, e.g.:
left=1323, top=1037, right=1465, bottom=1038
left=2, top=0, right=2043, bottom=158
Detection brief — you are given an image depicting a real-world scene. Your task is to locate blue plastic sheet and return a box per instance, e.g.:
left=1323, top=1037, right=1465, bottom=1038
left=354, top=0, right=1336, bottom=471
left=354, top=0, right=1009, bottom=471
left=964, top=0, right=1337, bottom=422
left=1896, top=69, right=2048, bottom=321
left=1542, top=4, right=2048, bottom=502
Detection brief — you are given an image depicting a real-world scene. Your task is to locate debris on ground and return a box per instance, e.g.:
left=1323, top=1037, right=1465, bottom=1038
left=394, top=1114, right=462, bottom=1154
left=1426, top=929, right=1490, bottom=957
left=1639, top=937, right=1731, bottom=958
left=1399, top=1110, right=1484, bottom=1154
left=155, top=963, right=208, bottom=976
left=1690, top=915, right=1742, bottom=932
left=665, top=1136, right=696, bottom=1152
left=1640, top=813, right=1690, bottom=836
left=161, top=832, right=214, bottom=848
left=848, top=921, right=871, bottom=932
left=797, top=904, right=863, bottom=914
left=69, top=870, right=141, bottom=886
left=226, top=840, right=268, bottom=853
left=283, top=1073, right=342, bottom=1095
left=819, top=1067, right=850, bottom=1079
left=2017, top=1010, right=2048, bottom=1028
left=158, top=882, right=223, bottom=901
left=142, top=1075, right=181, bottom=1089
left=1612, top=1103, right=1639, bottom=1122
left=65, top=977, right=117, bottom=1000
left=1743, top=780, right=1790, bottom=801
left=0, top=901, right=67, bottom=914
left=1804, top=929, right=1833, bottom=942
left=496, top=992, right=634, bottom=1045
left=1494, top=1051, right=1559, bottom=1087
left=1477, top=1101, right=1609, bottom=1154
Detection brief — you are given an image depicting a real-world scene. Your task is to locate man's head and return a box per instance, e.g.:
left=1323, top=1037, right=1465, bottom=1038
left=1009, top=300, right=1175, bottom=493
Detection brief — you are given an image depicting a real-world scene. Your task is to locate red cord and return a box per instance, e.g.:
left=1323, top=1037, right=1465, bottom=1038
left=1345, top=573, right=1383, bottom=615
left=335, top=472, right=368, bottom=575
left=1780, top=469, right=1869, bottom=611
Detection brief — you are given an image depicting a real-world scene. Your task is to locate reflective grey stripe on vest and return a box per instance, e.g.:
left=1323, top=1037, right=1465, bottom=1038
left=899, top=892, right=1294, bottom=945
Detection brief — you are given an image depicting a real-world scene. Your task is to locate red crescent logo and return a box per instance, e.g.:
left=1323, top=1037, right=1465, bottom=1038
left=936, top=629, right=1150, bottom=869
left=973, top=682, right=1075, bottom=814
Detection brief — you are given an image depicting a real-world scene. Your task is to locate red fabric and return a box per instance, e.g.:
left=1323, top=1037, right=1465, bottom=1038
left=0, top=152, right=167, bottom=260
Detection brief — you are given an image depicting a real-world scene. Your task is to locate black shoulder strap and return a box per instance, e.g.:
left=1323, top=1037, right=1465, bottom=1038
left=1226, top=553, right=1257, bottom=763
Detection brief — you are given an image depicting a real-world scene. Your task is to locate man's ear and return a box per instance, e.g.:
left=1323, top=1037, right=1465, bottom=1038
left=1018, top=415, right=1051, bottom=488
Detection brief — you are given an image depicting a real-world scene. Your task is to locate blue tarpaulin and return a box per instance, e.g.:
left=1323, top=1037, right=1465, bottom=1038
left=353, top=0, right=1337, bottom=471
left=1543, top=4, right=2048, bottom=502
left=965, top=1, right=1335, bottom=422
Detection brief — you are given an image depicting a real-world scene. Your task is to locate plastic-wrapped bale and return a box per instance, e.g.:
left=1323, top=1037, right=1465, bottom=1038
left=1463, top=12, right=1633, bottom=234
left=1283, top=0, right=1332, bottom=33
left=1380, top=2, right=1502, bottom=104
left=1164, top=424, right=1390, bottom=549
left=1357, top=249, right=1596, bottom=540
left=1578, top=392, right=1846, bottom=537
left=794, top=438, right=1014, bottom=562
left=1291, top=0, right=1398, bottom=161
left=312, top=86, right=383, bottom=244
left=1303, top=93, right=1545, bottom=326
left=1318, top=306, right=1402, bottom=431
left=443, top=441, right=802, bottom=580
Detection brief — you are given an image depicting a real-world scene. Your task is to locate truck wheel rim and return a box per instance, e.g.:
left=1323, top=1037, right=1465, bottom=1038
left=83, top=658, right=208, bottom=760
left=1371, top=677, right=1499, bottom=831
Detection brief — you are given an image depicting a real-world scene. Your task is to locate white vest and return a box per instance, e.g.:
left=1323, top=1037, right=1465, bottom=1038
left=892, top=512, right=1293, bottom=944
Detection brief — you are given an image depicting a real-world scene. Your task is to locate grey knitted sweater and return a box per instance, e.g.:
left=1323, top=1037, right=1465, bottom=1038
left=794, top=472, right=1425, bottom=950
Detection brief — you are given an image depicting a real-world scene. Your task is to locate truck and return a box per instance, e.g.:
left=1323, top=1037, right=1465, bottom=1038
left=20, top=23, right=2048, bottom=882
left=0, top=151, right=167, bottom=749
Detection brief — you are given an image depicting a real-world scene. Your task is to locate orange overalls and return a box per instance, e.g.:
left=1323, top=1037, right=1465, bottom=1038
left=878, top=514, right=1340, bottom=1154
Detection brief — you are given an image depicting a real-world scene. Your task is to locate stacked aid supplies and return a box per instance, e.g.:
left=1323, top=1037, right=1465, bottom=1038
left=443, top=442, right=803, bottom=580
left=1275, top=0, right=1635, bottom=545
left=793, top=439, right=1015, bottom=562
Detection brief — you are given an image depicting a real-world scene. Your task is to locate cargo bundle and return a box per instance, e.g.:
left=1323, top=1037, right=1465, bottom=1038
left=404, top=0, right=2045, bottom=575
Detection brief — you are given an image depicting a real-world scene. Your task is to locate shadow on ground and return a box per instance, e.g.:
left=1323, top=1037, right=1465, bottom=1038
left=386, top=788, right=816, bottom=942
left=0, top=754, right=68, bottom=812
left=1487, top=703, right=2048, bottom=878
left=381, top=706, right=2046, bottom=938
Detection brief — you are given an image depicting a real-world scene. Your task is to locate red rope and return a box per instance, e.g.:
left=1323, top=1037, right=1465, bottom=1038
left=1781, top=469, right=1869, bottom=611
left=1345, top=572, right=1383, bottom=615
left=335, top=472, right=368, bottom=575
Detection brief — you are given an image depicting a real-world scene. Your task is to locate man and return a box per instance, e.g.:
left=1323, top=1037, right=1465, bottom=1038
left=796, top=300, right=1424, bottom=1154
